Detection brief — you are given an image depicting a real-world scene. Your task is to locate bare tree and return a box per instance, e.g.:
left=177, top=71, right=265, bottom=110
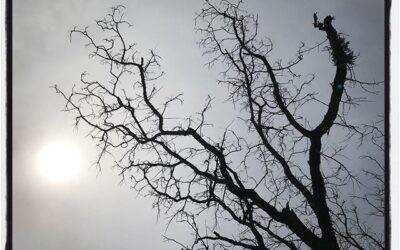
left=55, top=1, right=385, bottom=249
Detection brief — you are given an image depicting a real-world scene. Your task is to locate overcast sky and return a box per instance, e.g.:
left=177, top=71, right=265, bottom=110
left=13, top=0, right=384, bottom=249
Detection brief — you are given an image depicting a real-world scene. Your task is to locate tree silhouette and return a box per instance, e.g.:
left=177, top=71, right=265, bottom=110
left=55, top=1, right=384, bottom=249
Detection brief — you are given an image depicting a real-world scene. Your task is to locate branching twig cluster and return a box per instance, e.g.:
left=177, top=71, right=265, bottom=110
left=56, top=2, right=384, bottom=249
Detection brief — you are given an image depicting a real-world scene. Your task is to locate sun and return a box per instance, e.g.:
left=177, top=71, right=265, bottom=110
left=37, top=142, right=81, bottom=182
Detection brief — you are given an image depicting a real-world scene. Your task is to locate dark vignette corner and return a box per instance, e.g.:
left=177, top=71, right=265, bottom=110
left=5, top=0, right=12, bottom=249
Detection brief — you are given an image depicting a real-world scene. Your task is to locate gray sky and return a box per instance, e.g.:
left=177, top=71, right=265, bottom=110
left=13, top=0, right=384, bottom=249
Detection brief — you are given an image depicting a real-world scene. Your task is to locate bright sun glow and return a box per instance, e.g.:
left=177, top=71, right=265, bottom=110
left=37, top=142, right=81, bottom=182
